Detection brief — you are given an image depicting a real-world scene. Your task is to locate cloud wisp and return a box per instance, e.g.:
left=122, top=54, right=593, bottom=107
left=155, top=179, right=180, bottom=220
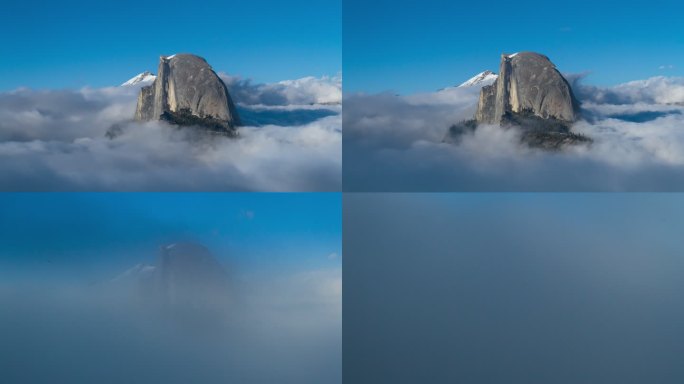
left=0, top=75, right=341, bottom=191
left=221, top=73, right=342, bottom=106
left=344, top=76, right=684, bottom=191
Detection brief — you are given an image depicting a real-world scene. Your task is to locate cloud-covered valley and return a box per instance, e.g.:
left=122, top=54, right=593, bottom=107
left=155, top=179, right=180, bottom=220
left=0, top=75, right=341, bottom=191
left=344, top=76, right=684, bottom=191
left=0, top=263, right=341, bottom=384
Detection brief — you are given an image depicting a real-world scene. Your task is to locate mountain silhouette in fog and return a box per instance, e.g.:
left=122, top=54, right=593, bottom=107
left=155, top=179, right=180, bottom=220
left=115, top=242, right=229, bottom=308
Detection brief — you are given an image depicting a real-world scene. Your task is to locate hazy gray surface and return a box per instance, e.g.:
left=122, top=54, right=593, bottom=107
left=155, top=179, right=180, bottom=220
left=0, top=268, right=341, bottom=384
left=344, top=194, right=684, bottom=383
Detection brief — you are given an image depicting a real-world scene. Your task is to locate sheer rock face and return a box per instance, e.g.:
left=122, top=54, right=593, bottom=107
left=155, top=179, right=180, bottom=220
left=134, top=54, right=240, bottom=134
left=475, top=52, right=579, bottom=124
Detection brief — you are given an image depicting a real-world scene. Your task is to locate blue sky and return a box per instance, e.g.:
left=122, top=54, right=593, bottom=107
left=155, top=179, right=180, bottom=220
left=344, top=0, right=684, bottom=94
left=0, top=0, right=341, bottom=90
left=0, top=193, right=341, bottom=276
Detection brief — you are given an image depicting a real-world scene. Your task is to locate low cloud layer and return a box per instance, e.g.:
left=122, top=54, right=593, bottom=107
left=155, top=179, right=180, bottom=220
left=0, top=75, right=341, bottom=191
left=0, top=264, right=341, bottom=384
left=344, top=77, right=684, bottom=191
left=221, top=73, right=342, bottom=106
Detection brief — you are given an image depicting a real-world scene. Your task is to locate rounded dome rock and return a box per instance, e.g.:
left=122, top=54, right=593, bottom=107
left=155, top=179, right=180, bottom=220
left=475, top=52, right=579, bottom=124
left=134, top=54, right=240, bottom=136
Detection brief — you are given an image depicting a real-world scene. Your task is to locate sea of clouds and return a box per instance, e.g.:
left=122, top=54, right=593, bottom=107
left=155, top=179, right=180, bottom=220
left=344, top=76, right=684, bottom=191
left=0, top=74, right=341, bottom=191
left=0, top=263, right=341, bottom=384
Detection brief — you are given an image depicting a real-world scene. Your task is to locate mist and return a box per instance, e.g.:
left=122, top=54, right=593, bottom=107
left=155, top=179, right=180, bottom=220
left=344, top=193, right=684, bottom=383
left=0, top=193, right=341, bottom=384
left=343, top=76, right=684, bottom=191
left=0, top=265, right=341, bottom=384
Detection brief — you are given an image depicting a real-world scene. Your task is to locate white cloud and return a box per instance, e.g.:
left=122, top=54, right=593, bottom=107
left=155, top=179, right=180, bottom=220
left=0, top=77, right=341, bottom=191
left=576, top=76, right=684, bottom=105
left=276, top=75, right=343, bottom=105
left=220, top=73, right=342, bottom=106
left=344, top=77, right=684, bottom=191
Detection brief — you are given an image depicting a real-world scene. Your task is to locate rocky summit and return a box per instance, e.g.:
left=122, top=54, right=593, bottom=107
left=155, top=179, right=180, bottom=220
left=448, top=52, right=589, bottom=149
left=134, top=54, right=240, bottom=136
left=475, top=52, right=579, bottom=124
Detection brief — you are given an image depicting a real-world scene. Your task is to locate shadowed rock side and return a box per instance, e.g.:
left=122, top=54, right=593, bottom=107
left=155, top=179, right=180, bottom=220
left=448, top=52, right=590, bottom=149
left=476, top=52, right=579, bottom=124
left=135, top=54, right=240, bottom=136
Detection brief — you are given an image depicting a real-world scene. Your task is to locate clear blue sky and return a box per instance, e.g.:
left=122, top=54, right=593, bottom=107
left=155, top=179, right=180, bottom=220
left=0, top=193, right=341, bottom=277
left=0, top=0, right=341, bottom=90
left=344, top=0, right=684, bottom=94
